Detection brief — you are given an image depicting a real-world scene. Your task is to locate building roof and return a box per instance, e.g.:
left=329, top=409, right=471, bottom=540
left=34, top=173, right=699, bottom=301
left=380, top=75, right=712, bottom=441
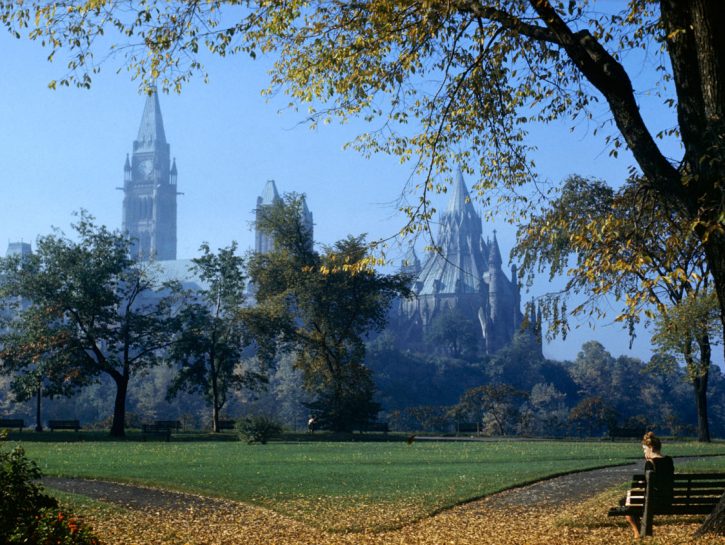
left=259, top=179, right=280, bottom=206
left=414, top=171, right=489, bottom=296
left=135, top=89, right=167, bottom=150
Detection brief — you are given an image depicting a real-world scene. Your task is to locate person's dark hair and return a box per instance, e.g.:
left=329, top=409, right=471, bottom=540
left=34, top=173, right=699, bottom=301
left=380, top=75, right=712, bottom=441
left=642, top=431, right=662, bottom=452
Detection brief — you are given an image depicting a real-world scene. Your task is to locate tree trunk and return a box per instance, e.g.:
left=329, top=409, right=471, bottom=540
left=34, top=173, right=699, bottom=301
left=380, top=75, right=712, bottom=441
left=110, top=376, right=129, bottom=438
left=694, top=332, right=711, bottom=442
left=695, top=493, right=725, bottom=536
left=693, top=374, right=710, bottom=442
left=212, top=403, right=220, bottom=433
left=34, top=383, right=43, bottom=432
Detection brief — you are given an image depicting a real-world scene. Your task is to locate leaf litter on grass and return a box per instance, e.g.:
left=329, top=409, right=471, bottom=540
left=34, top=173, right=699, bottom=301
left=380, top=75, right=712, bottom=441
left=61, top=487, right=725, bottom=545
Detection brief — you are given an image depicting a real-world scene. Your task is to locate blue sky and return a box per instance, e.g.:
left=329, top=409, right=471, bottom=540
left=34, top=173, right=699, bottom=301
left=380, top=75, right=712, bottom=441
left=0, top=25, right=686, bottom=363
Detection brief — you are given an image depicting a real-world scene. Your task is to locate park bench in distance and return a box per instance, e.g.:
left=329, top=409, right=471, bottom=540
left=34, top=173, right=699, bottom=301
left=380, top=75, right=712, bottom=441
left=456, top=422, right=481, bottom=435
left=0, top=418, right=25, bottom=432
left=153, top=420, right=182, bottom=432
left=141, top=423, right=173, bottom=442
left=356, top=422, right=389, bottom=434
left=48, top=419, right=81, bottom=432
left=217, top=420, right=236, bottom=431
left=608, top=427, right=646, bottom=440
left=608, top=470, right=725, bottom=536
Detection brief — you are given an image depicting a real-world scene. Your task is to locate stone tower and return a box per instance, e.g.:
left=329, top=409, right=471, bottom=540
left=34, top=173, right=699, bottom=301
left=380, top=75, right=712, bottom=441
left=255, top=180, right=281, bottom=254
left=122, top=90, right=178, bottom=260
left=398, top=170, right=528, bottom=354
left=254, top=180, right=314, bottom=254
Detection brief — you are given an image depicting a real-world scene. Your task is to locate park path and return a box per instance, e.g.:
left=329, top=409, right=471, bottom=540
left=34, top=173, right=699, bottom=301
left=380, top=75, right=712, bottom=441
left=41, top=458, right=721, bottom=545
left=43, top=461, right=641, bottom=512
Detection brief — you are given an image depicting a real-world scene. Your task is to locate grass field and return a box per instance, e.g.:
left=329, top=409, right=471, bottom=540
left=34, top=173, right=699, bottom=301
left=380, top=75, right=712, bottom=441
left=13, top=436, right=725, bottom=531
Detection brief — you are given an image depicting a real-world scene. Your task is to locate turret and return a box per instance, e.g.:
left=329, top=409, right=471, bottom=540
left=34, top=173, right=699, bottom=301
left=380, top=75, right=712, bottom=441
left=488, top=230, right=503, bottom=322
left=401, top=245, right=422, bottom=277
left=255, top=180, right=281, bottom=254
left=124, top=154, right=132, bottom=184
left=170, top=158, right=178, bottom=186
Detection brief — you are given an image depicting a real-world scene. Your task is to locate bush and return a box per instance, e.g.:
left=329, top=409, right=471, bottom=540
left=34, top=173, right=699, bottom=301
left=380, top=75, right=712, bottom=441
left=1, top=434, right=100, bottom=544
left=11, top=508, right=102, bottom=545
left=236, top=415, right=283, bottom=444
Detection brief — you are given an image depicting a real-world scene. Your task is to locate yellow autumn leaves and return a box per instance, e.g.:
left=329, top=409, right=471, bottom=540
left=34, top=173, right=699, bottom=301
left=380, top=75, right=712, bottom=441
left=68, top=487, right=725, bottom=545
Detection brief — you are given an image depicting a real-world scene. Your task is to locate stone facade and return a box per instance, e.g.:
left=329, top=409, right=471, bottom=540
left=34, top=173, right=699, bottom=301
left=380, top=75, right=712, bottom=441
left=122, top=90, right=178, bottom=261
left=254, top=180, right=313, bottom=254
left=396, top=171, right=526, bottom=354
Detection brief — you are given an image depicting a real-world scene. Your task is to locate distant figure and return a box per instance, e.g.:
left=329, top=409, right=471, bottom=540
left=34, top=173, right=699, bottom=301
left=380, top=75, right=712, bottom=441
left=620, top=431, right=675, bottom=539
left=307, top=416, right=317, bottom=433
left=406, top=434, right=416, bottom=445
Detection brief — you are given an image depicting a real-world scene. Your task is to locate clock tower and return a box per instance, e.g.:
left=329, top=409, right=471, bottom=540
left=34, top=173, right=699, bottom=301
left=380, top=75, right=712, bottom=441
left=122, top=89, right=178, bottom=260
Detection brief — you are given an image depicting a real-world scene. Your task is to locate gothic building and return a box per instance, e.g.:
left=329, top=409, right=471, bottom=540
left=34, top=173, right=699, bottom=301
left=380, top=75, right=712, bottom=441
left=122, top=89, right=178, bottom=261
left=254, top=179, right=314, bottom=254
left=396, top=170, right=531, bottom=354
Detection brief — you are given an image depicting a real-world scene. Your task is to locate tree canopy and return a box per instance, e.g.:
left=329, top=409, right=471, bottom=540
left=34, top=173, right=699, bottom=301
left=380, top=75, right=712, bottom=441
left=246, top=194, right=410, bottom=431
left=168, top=242, right=265, bottom=432
left=0, top=213, right=180, bottom=437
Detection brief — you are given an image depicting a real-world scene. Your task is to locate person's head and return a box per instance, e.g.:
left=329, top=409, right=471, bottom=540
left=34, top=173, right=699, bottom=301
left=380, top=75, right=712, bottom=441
left=642, top=431, right=662, bottom=458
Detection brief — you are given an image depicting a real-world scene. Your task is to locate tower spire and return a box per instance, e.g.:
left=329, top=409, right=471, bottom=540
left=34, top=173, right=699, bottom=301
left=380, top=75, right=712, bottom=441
left=135, top=88, right=167, bottom=151
left=489, top=230, right=503, bottom=268
left=447, top=168, right=473, bottom=213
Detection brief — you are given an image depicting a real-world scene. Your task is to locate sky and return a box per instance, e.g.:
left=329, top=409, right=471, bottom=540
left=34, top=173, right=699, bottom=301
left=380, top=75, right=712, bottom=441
left=0, top=19, right=692, bottom=364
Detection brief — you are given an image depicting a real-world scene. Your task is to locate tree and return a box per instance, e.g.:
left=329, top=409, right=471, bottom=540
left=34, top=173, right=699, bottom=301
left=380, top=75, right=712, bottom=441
left=167, top=242, right=265, bottom=432
left=245, top=194, right=409, bottom=432
left=424, top=306, right=479, bottom=358
left=568, top=395, right=617, bottom=437
left=652, top=290, right=722, bottom=442
left=456, top=383, right=527, bottom=436
left=0, top=213, right=179, bottom=437
left=1, top=1, right=723, bottom=338
left=514, top=176, right=716, bottom=441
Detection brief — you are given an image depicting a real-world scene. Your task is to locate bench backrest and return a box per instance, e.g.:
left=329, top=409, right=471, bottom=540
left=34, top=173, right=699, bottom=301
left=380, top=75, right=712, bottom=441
left=627, top=472, right=725, bottom=511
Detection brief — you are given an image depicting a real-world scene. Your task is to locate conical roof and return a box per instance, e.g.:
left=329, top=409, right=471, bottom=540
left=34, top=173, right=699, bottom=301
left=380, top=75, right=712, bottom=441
left=447, top=169, right=473, bottom=213
left=259, top=179, right=280, bottom=206
left=414, top=171, right=488, bottom=295
left=135, top=88, right=167, bottom=149
left=489, top=230, right=502, bottom=268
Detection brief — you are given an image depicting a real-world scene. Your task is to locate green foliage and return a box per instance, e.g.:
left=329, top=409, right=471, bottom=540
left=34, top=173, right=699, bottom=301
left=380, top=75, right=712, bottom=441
left=568, top=396, right=618, bottom=437
left=0, top=212, right=182, bottom=437
left=246, top=194, right=409, bottom=432
left=424, top=306, right=479, bottom=358
left=168, top=242, right=265, bottom=432
left=455, top=384, right=528, bottom=436
left=652, top=290, right=722, bottom=380
left=0, top=438, right=100, bottom=544
left=11, top=508, right=101, bottom=545
left=304, top=363, right=380, bottom=432
left=18, top=439, right=725, bottom=532
left=0, top=445, right=58, bottom=541
left=236, top=415, right=283, bottom=444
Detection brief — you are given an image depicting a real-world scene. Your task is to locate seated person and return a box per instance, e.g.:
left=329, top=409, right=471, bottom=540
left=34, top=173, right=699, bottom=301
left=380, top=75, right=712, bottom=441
left=619, top=431, right=674, bottom=538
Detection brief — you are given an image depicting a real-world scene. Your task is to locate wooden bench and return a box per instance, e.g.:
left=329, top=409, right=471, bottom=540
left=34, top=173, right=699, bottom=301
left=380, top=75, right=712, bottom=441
left=217, top=420, right=236, bottom=431
left=154, top=420, right=182, bottom=432
left=0, top=418, right=25, bottom=432
left=609, top=471, right=725, bottom=536
left=356, top=422, right=389, bottom=434
left=48, top=419, right=81, bottom=432
left=456, top=422, right=480, bottom=435
left=142, top=423, right=172, bottom=441
left=608, top=427, right=646, bottom=440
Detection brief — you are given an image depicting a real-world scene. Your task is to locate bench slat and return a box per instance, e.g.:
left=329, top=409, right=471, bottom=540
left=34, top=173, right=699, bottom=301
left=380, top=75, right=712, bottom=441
left=609, top=471, right=725, bottom=536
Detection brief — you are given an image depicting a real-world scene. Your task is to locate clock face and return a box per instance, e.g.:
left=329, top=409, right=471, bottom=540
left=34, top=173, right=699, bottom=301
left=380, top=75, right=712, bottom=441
left=139, top=158, right=154, bottom=178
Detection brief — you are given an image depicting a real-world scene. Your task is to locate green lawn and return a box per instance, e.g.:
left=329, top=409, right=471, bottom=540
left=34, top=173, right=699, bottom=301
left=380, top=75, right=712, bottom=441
left=14, top=437, right=725, bottom=531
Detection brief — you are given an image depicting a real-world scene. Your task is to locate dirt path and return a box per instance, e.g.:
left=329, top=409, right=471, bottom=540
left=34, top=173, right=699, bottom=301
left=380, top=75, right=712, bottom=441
left=41, top=459, right=721, bottom=545
left=43, top=461, right=640, bottom=512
